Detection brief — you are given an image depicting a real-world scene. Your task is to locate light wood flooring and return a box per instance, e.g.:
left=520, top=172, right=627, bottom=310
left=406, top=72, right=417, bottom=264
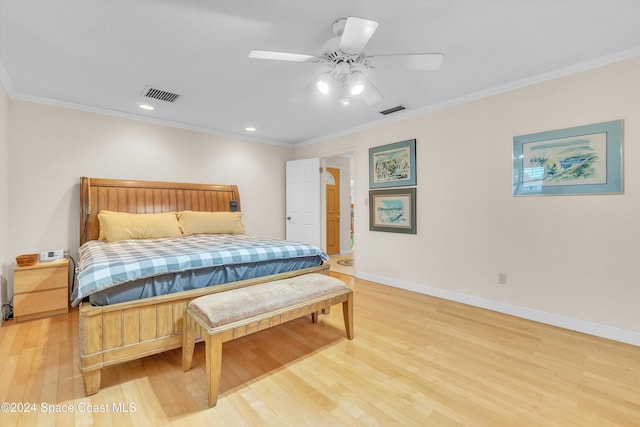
left=1, top=272, right=639, bottom=426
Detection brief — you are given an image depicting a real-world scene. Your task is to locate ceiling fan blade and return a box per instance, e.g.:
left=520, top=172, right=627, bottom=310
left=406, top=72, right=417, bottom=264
left=369, top=53, right=444, bottom=70
left=249, top=50, right=318, bottom=63
left=339, top=17, right=379, bottom=53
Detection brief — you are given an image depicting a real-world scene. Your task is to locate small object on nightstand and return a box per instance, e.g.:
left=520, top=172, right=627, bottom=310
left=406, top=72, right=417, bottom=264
left=39, top=249, right=64, bottom=262
left=16, top=253, right=39, bottom=267
left=13, top=258, right=69, bottom=322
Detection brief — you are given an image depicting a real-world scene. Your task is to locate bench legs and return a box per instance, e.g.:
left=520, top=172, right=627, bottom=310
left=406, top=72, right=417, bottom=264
left=204, top=333, right=223, bottom=407
left=343, top=291, right=354, bottom=340
left=183, top=314, right=225, bottom=407
left=182, top=290, right=353, bottom=407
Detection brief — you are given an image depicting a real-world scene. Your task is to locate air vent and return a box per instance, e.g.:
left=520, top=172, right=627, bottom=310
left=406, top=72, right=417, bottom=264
left=379, top=105, right=406, bottom=116
left=142, top=86, right=181, bottom=103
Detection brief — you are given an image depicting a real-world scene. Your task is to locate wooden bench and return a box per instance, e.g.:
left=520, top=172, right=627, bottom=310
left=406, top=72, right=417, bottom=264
left=182, top=273, right=354, bottom=407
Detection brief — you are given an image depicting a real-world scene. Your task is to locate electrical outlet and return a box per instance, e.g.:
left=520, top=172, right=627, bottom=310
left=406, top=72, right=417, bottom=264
left=498, top=272, right=507, bottom=285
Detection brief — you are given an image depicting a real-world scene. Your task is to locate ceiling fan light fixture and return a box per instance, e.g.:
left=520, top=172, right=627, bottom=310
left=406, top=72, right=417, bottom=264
left=247, top=16, right=444, bottom=109
left=350, top=82, right=364, bottom=95
left=335, top=62, right=351, bottom=81
left=317, top=79, right=330, bottom=94
left=317, top=72, right=338, bottom=95
left=346, top=71, right=367, bottom=95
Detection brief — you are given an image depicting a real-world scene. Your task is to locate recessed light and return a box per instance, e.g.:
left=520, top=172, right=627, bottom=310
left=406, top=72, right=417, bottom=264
left=245, top=127, right=256, bottom=132
left=138, top=104, right=154, bottom=111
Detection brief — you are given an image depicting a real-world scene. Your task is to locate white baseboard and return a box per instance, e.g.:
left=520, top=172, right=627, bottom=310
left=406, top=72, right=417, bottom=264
left=356, top=271, right=640, bottom=347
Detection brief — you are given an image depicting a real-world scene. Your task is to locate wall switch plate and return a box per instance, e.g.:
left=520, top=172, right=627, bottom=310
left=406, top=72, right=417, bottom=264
left=40, top=249, right=64, bottom=262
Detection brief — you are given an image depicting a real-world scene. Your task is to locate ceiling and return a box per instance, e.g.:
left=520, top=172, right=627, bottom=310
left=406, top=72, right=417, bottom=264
left=1, top=1, right=639, bottom=145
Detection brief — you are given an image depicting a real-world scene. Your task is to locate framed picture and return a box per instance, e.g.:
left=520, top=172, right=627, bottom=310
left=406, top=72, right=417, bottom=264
left=369, top=139, right=416, bottom=188
left=512, top=120, right=623, bottom=196
left=369, top=188, right=416, bottom=234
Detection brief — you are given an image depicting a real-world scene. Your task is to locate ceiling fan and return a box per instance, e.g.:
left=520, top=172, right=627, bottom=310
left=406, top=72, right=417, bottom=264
left=249, top=17, right=444, bottom=106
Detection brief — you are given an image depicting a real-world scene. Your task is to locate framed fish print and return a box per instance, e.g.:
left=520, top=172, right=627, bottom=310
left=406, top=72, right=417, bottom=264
left=512, top=120, right=622, bottom=196
left=369, top=188, right=416, bottom=234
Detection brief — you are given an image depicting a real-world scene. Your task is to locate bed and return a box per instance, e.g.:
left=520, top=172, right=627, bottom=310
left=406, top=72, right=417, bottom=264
left=77, top=177, right=330, bottom=395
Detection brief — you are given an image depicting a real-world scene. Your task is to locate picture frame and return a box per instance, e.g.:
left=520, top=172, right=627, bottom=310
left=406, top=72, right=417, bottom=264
left=512, top=120, right=623, bottom=196
left=369, top=188, right=416, bottom=234
left=369, top=139, right=416, bottom=188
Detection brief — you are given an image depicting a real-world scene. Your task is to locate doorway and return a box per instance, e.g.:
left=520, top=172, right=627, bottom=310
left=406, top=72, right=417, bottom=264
left=325, top=167, right=340, bottom=255
left=323, top=153, right=354, bottom=276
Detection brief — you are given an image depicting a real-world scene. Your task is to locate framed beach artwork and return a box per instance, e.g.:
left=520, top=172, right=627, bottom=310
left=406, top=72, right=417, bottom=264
left=369, top=188, right=416, bottom=234
left=512, top=120, right=623, bottom=196
left=369, top=139, right=416, bottom=188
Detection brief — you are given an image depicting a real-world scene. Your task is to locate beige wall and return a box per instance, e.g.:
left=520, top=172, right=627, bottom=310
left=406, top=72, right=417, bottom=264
left=295, top=58, right=640, bottom=344
left=0, top=82, right=8, bottom=320
left=6, top=100, right=294, bottom=282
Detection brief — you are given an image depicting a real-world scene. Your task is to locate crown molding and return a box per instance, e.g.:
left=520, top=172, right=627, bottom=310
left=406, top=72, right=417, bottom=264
left=300, top=46, right=640, bottom=146
left=0, top=62, right=14, bottom=95
left=0, top=70, right=291, bottom=148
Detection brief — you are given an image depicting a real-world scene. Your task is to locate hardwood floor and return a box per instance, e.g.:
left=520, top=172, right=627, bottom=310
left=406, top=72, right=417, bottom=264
left=1, top=272, right=639, bottom=426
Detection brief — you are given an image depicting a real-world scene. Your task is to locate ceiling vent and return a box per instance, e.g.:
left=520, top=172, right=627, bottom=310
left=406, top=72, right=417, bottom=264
left=142, top=86, right=181, bottom=103
left=379, top=105, right=406, bottom=116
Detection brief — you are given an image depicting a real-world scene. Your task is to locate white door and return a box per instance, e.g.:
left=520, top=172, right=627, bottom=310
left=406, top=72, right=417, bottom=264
left=286, top=158, right=321, bottom=247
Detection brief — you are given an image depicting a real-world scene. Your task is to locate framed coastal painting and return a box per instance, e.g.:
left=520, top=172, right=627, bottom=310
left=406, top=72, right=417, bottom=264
left=369, top=188, right=416, bottom=234
left=512, top=120, right=623, bottom=196
left=369, top=139, right=416, bottom=188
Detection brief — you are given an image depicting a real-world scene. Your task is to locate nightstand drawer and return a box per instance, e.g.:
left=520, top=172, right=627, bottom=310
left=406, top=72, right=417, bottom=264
left=14, top=262, right=68, bottom=293
left=13, top=259, right=69, bottom=322
left=14, top=287, right=68, bottom=321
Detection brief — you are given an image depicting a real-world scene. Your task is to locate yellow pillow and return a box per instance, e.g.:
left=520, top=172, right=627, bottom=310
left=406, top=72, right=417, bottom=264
left=178, top=210, right=245, bottom=235
left=97, top=210, right=182, bottom=242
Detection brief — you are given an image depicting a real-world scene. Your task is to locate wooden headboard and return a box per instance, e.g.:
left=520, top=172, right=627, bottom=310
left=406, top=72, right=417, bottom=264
left=80, top=177, right=241, bottom=245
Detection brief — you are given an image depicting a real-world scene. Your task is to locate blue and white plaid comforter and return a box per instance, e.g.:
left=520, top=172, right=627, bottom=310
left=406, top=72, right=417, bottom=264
left=72, top=234, right=328, bottom=306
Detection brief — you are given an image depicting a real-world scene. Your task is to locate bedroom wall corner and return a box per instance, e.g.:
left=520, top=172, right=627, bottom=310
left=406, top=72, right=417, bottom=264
left=0, top=80, right=9, bottom=325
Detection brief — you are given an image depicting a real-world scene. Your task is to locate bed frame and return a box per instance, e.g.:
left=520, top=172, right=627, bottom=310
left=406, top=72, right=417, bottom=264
left=78, top=177, right=329, bottom=395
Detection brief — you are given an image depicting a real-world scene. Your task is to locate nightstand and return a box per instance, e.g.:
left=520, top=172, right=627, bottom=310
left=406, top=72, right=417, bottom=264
left=13, top=259, right=69, bottom=322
